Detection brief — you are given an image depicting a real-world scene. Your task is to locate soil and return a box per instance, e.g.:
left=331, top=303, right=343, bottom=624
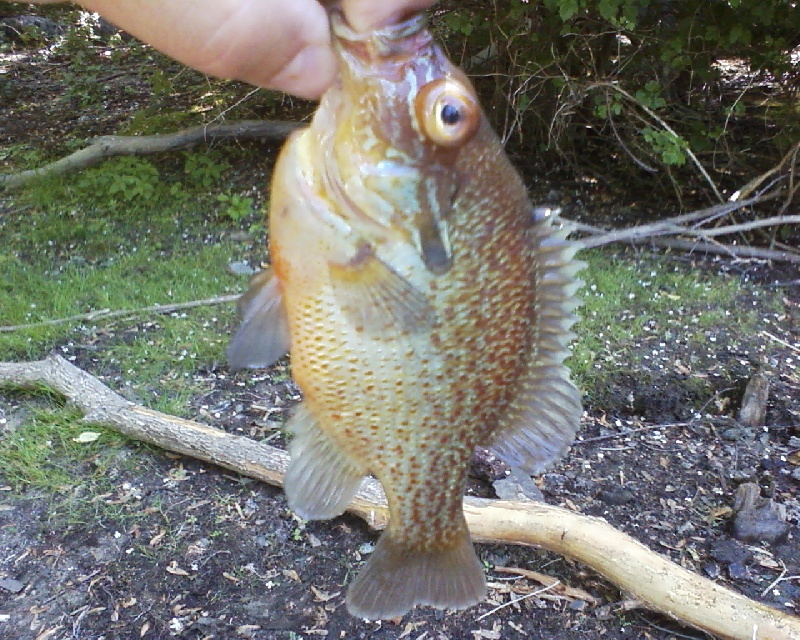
left=1, top=11, right=799, bottom=640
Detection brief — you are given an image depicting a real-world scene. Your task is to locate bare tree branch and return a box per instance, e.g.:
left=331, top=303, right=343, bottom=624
left=0, top=120, right=302, bottom=190
left=572, top=195, right=800, bottom=263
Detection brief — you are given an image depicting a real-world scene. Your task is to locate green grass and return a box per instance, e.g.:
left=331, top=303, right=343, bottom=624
left=0, top=250, right=247, bottom=416
left=0, top=138, right=267, bottom=506
left=0, top=402, right=130, bottom=491
left=568, top=249, right=764, bottom=391
left=1, top=144, right=265, bottom=417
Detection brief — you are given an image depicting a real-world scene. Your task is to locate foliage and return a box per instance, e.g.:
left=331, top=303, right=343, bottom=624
left=184, top=152, right=230, bottom=190
left=76, top=156, right=161, bottom=202
left=216, top=192, right=255, bottom=223
left=434, top=0, right=800, bottom=195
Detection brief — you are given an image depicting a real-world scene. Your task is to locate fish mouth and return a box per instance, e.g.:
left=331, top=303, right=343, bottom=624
left=329, top=10, right=430, bottom=61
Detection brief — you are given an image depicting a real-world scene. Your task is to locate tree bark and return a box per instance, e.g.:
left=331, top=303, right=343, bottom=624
left=0, top=354, right=798, bottom=640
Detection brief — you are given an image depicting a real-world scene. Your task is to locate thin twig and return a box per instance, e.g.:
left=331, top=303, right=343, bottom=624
left=0, top=295, right=239, bottom=333
left=760, top=331, right=800, bottom=355
left=575, top=196, right=770, bottom=247
left=644, top=237, right=800, bottom=263
left=696, top=215, right=800, bottom=238
left=761, top=563, right=789, bottom=599
left=474, top=581, right=561, bottom=622
left=574, top=422, right=691, bottom=445
left=592, top=82, right=725, bottom=203
left=605, top=93, right=658, bottom=173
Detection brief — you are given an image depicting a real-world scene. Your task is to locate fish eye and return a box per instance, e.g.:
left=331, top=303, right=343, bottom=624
left=415, top=78, right=479, bottom=147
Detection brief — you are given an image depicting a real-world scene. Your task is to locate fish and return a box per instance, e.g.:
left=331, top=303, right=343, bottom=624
left=227, top=9, right=584, bottom=620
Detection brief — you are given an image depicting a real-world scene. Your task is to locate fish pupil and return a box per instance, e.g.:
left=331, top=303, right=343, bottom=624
left=440, top=103, right=462, bottom=126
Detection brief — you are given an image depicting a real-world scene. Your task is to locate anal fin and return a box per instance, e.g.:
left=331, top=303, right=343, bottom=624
left=329, top=244, right=436, bottom=333
left=284, top=403, right=365, bottom=520
left=346, top=524, right=486, bottom=620
left=489, top=372, right=582, bottom=475
left=227, top=269, right=290, bottom=370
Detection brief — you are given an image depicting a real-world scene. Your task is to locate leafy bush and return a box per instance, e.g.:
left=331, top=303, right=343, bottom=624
left=434, top=0, right=800, bottom=194
left=75, top=156, right=161, bottom=203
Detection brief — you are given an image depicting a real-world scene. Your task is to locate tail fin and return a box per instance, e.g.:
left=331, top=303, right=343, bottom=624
left=346, top=528, right=486, bottom=620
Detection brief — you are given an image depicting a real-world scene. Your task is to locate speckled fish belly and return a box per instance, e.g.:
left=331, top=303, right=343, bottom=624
left=228, top=9, right=584, bottom=620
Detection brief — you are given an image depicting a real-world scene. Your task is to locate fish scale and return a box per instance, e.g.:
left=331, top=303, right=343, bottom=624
left=227, top=9, right=583, bottom=620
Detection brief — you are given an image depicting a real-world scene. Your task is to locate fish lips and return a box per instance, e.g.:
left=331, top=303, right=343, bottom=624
left=329, top=10, right=433, bottom=68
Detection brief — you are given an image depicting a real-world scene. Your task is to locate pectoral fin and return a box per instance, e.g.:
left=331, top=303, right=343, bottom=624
left=489, top=371, right=582, bottom=474
left=284, top=403, right=365, bottom=520
left=227, top=269, right=290, bottom=370
left=329, top=244, right=436, bottom=333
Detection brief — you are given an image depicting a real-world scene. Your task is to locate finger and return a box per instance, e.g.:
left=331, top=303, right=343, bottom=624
left=78, top=0, right=336, bottom=99
left=341, top=0, right=438, bottom=32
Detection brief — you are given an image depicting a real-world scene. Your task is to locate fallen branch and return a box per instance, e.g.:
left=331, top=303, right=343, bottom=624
left=573, top=195, right=800, bottom=263
left=0, top=120, right=302, bottom=190
left=0, top=354, right=797, bottom=640
left=645, top=237, right=800, bottom=263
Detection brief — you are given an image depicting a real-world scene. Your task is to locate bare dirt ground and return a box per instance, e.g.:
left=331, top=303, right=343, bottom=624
left=1, top=11, right=799, bottom=640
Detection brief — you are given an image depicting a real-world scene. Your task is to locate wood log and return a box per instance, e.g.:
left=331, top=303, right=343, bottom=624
left=0, top=354, right=798, bottom=640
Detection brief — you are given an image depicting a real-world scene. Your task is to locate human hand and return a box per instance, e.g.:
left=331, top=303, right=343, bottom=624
left=24, top=0, right=438, bottom=99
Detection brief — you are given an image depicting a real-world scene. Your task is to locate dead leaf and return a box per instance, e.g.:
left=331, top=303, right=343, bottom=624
left=709, top=505, right=733, bottom=519
left=494, top=566, right=598, bottom=605
left=72, top=431, right=100, bottom=443
left=165, top=561, right=189, bottom=576
left=35, top=626, right=64, bottom=640
left=310, top=585, right=339, bottom=602
left=140, top=621, right=150, bottom=637
left=757, top=556, right=781, bottom=569
left=399, top=621, right=426, bottom=638
left=149, top=529, right=166, bottom=547
left=166, top=465, right=190, bottom=483
left=235, top=624, right=261, bottom=637
left=471, top=621, right=502, bottom=639
left=173, top=605, right=201, bottom=615
left=282, top=568, right=300, bottom=582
